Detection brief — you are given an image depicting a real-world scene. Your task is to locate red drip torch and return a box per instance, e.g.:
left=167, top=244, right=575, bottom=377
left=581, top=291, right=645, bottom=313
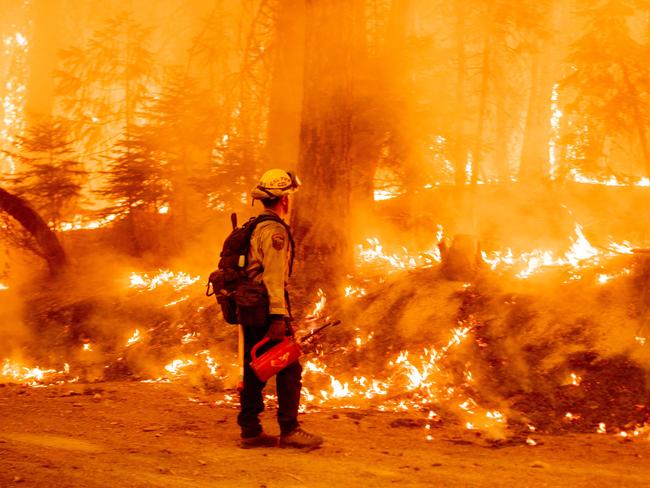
left=250, top=320, right=340, bottom=382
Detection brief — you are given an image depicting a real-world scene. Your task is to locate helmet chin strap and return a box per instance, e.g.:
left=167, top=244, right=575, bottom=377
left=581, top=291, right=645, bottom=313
left=256, top=185, right=277, bottom=199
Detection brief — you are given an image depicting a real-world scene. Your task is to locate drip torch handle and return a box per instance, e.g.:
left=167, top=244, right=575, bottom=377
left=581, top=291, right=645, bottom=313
left=250, top=337, right=270, bottom=361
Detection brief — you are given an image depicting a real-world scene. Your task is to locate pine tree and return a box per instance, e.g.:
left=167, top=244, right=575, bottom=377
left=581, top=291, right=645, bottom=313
left=97, top=129, right=168, bottom=255
left=99, top=131, right=167, bottom=219
left=55, top=12, right=156, bottom=156
left=561, top=0, right=650, bottom=177
left=5, top=118, right=85, bottom=230
left=141, top=68, right=218, bottom=228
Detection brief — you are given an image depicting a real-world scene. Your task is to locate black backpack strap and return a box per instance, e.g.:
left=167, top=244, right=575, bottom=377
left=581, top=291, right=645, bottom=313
left=245, top=214, right=295, bottom=276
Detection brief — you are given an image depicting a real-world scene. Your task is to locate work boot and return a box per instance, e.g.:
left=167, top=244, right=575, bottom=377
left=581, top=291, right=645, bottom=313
left=280, top=428, right=324, bottom=449
left=240, top=432, right=278, bottom=449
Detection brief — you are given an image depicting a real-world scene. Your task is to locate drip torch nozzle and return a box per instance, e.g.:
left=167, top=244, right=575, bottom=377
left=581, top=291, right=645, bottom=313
left=300, top=319, right=341, bottom=344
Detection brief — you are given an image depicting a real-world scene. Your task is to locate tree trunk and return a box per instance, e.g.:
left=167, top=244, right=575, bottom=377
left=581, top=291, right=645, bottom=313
left=292, top=0, right=364, bottom=292
left=265, top=0, right=306, bottom=168
left=519, top=0, right=560, bottom=184
left=519, top=51, right=549, bottom=183
left=620, top=62, right=650, bottom=177
left=495, top=82, right=509, bottom=182
left=453, top=0, right=467, bottom=188
left=472, top=33, right=491, bottom=187
left=449, top=0, right=476, bottom=237
left=0, top=187, right=67, bottom=276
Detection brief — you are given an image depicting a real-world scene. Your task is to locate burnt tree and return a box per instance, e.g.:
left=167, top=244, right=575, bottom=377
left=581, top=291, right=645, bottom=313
left=0, top=187, right=67, bottom=275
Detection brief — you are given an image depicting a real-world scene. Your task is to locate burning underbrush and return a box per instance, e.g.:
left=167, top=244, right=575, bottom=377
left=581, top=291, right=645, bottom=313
left=332, top=266, right=650, bottom=441
left=2, top=230, right=650, bottom=446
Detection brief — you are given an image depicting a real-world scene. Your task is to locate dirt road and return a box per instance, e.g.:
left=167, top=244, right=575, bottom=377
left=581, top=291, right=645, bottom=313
left=0, top=382, right=647, bottom=487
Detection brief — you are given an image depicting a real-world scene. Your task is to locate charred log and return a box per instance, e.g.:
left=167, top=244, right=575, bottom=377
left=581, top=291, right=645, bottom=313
left=0, top=187, right=67, bottom=275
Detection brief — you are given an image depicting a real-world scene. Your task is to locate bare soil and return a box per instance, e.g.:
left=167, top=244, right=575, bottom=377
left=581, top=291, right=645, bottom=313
left=0, top=381, right=648, bottom=487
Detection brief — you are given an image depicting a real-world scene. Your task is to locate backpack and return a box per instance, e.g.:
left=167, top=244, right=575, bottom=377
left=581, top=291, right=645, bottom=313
left=206, top=212, right=294, bottom=325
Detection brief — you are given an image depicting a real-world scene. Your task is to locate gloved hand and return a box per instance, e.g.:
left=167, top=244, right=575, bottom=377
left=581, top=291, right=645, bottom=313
left=266, top=317, right=286, bottom=341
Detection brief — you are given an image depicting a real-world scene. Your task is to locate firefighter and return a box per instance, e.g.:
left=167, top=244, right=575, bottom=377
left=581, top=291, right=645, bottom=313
left=238, top=168, right=324, bottom=449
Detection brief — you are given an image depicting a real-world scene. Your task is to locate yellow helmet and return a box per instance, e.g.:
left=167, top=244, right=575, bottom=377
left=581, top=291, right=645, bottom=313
left=251, top=169, right=301, bottom=201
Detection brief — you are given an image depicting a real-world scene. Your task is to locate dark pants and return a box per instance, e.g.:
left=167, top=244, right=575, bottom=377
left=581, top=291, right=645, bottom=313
left=237, top=324, right=302, bottom=438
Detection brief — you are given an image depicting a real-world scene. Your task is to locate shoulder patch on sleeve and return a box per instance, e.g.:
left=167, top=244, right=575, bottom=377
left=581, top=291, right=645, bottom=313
left=272, top=233, right=286, bottom=250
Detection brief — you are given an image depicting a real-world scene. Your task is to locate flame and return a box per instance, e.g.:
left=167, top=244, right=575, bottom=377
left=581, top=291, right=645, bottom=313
left=353, top=329, right=374, bottom=349
left=608, top=242, right=634, bottom=254
left=567, top=169, right=650, bottom=187
left=58, top=214, right=118, bottom=232
left=1, top=359, right=72, bottom=387
left=163, top=359, right=195, bottom=376
left=302, top=324, right=497, bottom=422
left=357, top=231, right=442, bottom=272
left=549, top=83, right=562, bottom=180
left=129, top=270, right=200, bottom=291
left=568, top=372, right=582, bottom=386
left=82, top=343, right=92, bottom=352
left=526, top=437, right=537, bottom=446
left=374, top=189, right=402, bottom=201
left=618, top=424, right=650, bottom=440
left=164, top=295, right=190, bottom=307
left=481, top=224, right=632, bottom=280
left=1, top=29, right=28, bottom=174
left=356, top=223, right=633, bottom=282
left=181, top=332, right=199, bottom=344
left=299, top=322, right=510, bottom=437
left=0, top=283, right=8, bottom=291
left=306, top=289, right=327, bottom=320
left=126, top=329, right=141, bottom=346
left=6, top=217, right=644, bottom=437
left=344, top=285, right=367, bottom=298
left=597, top=422, right=607, bottom=434
left=156, top=348, right=226, bottom=381
left=565, top=412, right=581, bottom=421
left=596, top=267, right=631, bottom=285
left=196, top=350, right=220, bottom=377
left=373, top=168, right=403, bottom=201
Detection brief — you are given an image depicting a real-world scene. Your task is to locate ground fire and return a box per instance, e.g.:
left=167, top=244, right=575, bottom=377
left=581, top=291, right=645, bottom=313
left=2, top=0, right=650, bottom=486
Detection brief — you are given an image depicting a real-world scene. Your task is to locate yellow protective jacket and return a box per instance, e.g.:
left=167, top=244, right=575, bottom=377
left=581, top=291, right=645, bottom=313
left=245, top=210, right=292, bottom=316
